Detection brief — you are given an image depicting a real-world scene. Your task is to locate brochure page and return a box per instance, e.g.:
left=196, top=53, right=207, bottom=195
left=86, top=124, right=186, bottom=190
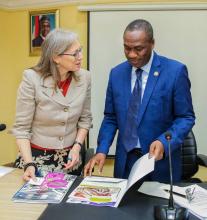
left=67, top=153, right=155, bottom=207
left=12, top=172, right=76, bottom=204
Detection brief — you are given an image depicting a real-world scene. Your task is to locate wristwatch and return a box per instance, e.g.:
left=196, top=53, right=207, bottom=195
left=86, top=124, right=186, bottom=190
left=73, top=140, right=83, bottom=149
left=24, top=162, right=38, bottom=174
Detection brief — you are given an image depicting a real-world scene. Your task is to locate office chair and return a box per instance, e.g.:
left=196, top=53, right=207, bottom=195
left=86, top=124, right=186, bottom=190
left=181, top=130, right=207, bottom=182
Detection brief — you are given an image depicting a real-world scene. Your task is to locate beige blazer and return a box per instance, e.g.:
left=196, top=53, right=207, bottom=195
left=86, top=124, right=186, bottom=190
left=11, top=68, right=92, bottom=149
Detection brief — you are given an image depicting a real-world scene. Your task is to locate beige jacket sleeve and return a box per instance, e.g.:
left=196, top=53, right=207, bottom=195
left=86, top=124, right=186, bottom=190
left=11, top=70, right=36, bottom=139
left=77, top=70, right=93, bottom=130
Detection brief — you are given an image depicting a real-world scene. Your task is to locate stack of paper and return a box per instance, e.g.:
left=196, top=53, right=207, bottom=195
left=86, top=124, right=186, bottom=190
left=0, top=166, right=14, bottom=178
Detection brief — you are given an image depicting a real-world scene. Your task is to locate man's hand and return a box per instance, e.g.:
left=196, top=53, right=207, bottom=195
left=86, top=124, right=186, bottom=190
left=84, top=153, right=106, bottom=177
left=149, top=140, right=164, bottom=160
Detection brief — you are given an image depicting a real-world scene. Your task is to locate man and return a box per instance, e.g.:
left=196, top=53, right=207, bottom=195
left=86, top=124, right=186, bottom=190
left=32, top=15, right=51, bottom=47
left=84, top=19, right=195, bottom=183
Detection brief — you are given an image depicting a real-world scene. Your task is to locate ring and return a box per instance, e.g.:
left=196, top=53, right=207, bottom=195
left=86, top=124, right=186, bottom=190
left=68, top=156, right=72, bottom=161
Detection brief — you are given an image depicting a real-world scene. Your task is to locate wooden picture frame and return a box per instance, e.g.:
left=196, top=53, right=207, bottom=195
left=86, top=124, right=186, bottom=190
left=29, top=9, right=59, bottom=56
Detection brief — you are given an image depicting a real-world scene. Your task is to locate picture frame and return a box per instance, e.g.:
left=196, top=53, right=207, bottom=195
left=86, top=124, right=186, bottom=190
left=29, top=9, right=59, bottom=56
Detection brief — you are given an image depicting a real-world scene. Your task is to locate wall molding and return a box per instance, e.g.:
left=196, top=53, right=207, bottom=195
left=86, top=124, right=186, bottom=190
left=0, top=0, right=95, bottom=10
left=1, top=1, right=207, bottom=11
left=78, top=3, right=207, bottom=11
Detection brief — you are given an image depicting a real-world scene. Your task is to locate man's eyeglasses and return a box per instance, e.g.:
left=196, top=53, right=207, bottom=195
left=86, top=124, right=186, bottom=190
left=59, top=47, right=83, bottom=59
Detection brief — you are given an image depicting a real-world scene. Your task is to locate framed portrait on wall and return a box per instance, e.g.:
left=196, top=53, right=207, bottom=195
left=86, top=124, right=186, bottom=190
left=29, top=9, right=59, bottom=56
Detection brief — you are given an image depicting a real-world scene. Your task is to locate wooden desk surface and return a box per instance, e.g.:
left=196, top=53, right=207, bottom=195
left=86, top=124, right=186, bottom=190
left=0, top=169, right=47, bottom=220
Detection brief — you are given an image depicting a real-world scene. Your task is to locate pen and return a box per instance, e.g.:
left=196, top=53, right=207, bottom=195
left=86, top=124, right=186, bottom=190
left=164, top=189, right=186, bottom=198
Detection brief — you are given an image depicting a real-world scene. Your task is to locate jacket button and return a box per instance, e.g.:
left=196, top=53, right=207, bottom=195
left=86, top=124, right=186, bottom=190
left=59, top=137, right=63, bottom=141
left=64, top=107, right=68, bottom=112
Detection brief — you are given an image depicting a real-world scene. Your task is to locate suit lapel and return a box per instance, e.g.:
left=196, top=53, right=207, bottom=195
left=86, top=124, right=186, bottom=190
left=137, top=53, right=161, bottom=126
left=124, top=62, right=133, bottom=109
left=40, top=71, right=84, bottom=106
left=65, top=75, right=84, bottom=104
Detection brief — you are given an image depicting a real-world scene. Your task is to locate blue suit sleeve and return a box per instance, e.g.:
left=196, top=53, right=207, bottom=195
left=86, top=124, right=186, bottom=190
left=157, top=65, right=195, bottom=156
left=96, top=71, right=118, bottom=155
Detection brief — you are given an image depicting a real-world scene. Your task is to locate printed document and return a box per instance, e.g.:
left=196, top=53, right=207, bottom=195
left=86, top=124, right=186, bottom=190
left=12, top=172, right=76, bottom=204
left=0, top=166, right=14, bottom=178
left=139, top=182, right=207, bottom=220
left=67, top=153, right=155, bottom=207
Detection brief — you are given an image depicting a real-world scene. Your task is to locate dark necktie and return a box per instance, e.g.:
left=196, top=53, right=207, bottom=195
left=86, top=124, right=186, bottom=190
left=123, top=68, right=143, bottom=152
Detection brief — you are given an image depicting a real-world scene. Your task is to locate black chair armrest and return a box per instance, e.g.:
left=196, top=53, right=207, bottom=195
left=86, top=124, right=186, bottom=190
left=85, top=148, right=94, bottom=164
left=197, top=154, right=207, bottom=167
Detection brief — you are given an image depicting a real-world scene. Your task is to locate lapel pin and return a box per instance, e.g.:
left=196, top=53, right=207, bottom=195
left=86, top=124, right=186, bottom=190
left=154, top=71, right=159, bottom=76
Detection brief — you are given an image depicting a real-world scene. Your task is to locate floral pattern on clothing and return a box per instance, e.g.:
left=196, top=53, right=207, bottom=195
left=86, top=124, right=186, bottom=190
left=14, top=147, right=82, bottom=176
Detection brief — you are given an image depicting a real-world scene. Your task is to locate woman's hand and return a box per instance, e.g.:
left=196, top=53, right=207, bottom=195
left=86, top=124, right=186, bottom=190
left=23, top=166, right=36, bottom=181
left=64, top=144, right=81, bottom=170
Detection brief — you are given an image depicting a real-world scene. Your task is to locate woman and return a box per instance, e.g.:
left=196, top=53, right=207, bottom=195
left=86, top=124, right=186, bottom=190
left=11, top=29, right=92, bottom=181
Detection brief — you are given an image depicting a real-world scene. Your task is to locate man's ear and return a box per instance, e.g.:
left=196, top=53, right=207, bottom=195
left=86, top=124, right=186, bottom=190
left=151, top=38, right=155, bottom=49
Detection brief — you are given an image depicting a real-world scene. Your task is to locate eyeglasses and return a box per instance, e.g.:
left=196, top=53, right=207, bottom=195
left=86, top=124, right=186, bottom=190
left=59, top=47, right=83, bottom=59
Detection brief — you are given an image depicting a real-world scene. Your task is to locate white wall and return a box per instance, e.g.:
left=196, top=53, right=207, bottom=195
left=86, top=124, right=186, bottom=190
left=88, top=7, right=207, bottom=155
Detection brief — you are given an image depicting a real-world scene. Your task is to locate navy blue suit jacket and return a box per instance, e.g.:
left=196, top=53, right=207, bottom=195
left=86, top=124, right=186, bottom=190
left=96, top=52, right=195, bottom=183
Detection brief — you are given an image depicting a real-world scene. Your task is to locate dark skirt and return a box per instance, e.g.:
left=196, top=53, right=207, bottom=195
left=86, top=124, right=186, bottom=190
left=14, top=147, right=82, bottom=176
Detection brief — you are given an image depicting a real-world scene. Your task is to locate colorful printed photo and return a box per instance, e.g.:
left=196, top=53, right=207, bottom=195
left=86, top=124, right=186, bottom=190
left=29, top=9, right=59, bottom=56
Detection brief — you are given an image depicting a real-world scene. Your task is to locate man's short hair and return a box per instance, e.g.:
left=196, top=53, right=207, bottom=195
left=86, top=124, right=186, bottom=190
left=40, top=15, right=50, bottom=24
left=124, top=19, right=153, bottom=41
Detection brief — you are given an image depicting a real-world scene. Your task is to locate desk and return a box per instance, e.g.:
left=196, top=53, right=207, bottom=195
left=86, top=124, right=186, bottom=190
left=0, top=170, right=204, bottom=220
left=0, top=169, right=47, bottom=220
left=39, top=179, right=203, bottom=220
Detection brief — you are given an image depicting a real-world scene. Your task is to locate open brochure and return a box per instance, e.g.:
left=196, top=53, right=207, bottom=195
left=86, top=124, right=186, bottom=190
left=12, top=172, right=76, bottom=204
left=138, top=182, right=207, bottom=220
left=67, top=153, right=155, bottom=207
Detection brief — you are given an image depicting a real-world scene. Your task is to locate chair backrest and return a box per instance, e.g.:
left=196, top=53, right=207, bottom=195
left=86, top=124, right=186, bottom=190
left=181, top=130, right=199, bottom=180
